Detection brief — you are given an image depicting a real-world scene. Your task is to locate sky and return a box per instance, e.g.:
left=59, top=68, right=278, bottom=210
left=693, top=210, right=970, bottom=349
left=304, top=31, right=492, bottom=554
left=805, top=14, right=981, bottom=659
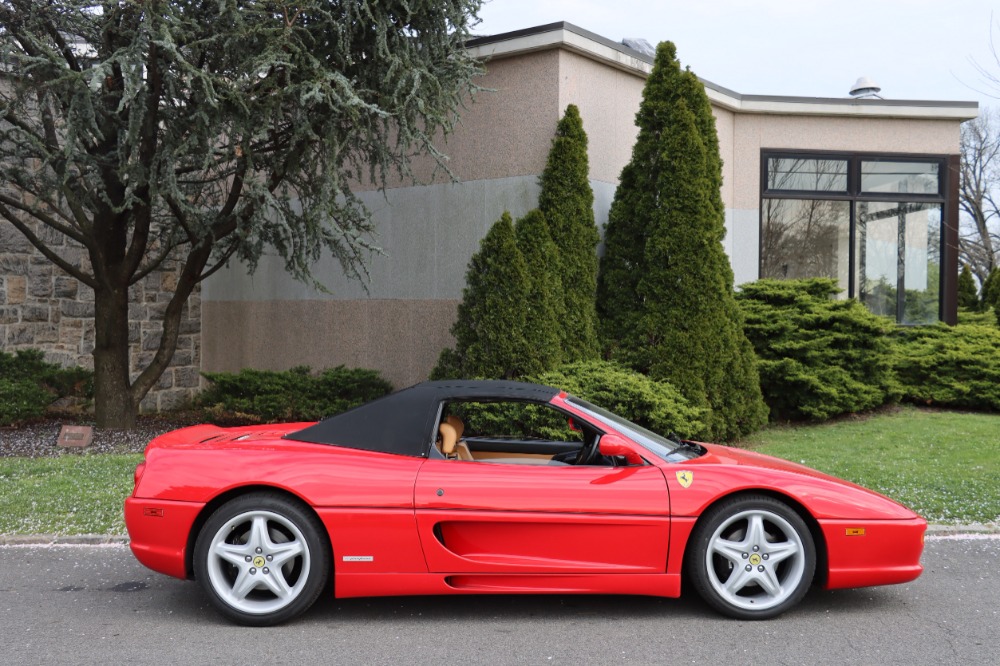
left=474, top=0, right=1000, bottom=109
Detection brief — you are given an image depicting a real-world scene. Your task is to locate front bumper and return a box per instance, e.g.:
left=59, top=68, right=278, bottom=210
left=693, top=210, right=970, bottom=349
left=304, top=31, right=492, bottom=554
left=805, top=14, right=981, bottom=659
left=124, top=497, right=204, bottom=580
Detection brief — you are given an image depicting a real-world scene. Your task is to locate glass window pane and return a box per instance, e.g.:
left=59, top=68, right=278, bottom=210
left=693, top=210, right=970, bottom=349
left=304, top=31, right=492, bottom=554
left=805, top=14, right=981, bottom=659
left=902, top=204, right=941, bottom=324
left=855, top=202, right=942, bottom=323
left=767, top=158, right=848, bottom=192
left=861, top=161, right=939, bottom=195
left=760, top=199, right=851, bottom=292
left=856, top=202, right=899, bottom=319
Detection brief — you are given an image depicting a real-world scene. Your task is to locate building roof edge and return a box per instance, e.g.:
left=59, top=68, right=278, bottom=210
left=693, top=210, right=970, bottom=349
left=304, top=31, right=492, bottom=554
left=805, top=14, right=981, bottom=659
left=467, top=22, right=979, bottom=120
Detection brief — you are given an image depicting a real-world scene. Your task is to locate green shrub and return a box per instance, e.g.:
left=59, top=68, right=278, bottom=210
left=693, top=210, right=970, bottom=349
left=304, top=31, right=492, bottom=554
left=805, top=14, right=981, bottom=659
left=736, top=279, right=899, bottom=422
left=957, top=308, right=996, bottom=326
left=0, top=349, right=93, bottom=425
left=533, top=360, right=707, bottom=439
left=0, top=348, right=93, bottom=398
left=452, top=360, right=706, bottom=441
left=199, top=365, right=392, bottom=423
left=0, top=378, right=53, bottom=425
left=892, top=323, right=1000, bottom=411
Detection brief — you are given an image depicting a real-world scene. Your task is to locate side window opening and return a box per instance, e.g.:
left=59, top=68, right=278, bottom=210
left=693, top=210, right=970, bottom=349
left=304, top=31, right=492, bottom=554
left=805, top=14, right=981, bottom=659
left=435, top=400, right=615, bottom=467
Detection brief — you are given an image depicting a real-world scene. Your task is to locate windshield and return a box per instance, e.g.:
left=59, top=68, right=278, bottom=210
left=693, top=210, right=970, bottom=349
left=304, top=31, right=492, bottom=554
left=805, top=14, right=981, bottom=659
left=567, top=396, right=701, bottom=463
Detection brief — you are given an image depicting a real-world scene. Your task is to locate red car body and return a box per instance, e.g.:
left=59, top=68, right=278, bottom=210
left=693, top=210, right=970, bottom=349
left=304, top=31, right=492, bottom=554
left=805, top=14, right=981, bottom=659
left=125, top=381, right=925, bottom=624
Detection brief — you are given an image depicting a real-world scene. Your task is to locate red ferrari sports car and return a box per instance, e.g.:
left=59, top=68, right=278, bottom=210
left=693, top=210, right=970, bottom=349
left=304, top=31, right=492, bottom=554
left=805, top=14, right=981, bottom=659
left=125, top=380, right=925, bottom=625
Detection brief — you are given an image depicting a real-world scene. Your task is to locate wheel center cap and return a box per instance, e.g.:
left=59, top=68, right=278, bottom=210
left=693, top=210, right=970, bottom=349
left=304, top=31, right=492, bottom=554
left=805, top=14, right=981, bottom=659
left=749, top=553, right=762, bottom=566
left=253, top=556, right=266, bottom=568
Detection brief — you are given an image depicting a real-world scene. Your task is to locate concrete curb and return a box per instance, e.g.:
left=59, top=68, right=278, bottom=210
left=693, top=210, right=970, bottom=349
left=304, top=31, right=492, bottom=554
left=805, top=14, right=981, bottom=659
left=0, top=534, right=129, bottom=546
left=1, top=523, right=998, bottom=546
left=925, top=523, right=1000, bottom=536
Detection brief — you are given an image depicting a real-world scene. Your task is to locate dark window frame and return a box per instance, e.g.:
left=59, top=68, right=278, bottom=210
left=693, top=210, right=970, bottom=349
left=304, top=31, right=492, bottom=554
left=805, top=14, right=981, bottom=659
left=760, top=149, right=952, bottom=324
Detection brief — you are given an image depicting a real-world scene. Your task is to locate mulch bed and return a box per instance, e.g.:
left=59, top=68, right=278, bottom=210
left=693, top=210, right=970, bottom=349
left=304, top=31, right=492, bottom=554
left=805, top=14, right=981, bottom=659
left=0, top=413, right=206, bottom=458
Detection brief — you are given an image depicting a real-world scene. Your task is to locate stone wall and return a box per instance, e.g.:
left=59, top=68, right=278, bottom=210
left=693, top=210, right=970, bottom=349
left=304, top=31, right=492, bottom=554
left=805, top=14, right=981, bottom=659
left=0, top=219, right=202, bottom=413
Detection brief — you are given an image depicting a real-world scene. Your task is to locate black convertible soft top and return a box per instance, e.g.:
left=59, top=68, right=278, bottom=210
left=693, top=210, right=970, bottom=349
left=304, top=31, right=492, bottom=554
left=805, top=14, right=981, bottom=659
left=285, top=380, right=560, bottom=457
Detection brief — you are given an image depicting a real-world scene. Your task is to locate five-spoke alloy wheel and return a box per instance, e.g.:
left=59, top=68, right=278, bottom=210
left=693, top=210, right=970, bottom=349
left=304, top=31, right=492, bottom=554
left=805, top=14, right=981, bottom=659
left=687, top=495, right=816, bottom=619
left=194, top=493, right=330, bottom=626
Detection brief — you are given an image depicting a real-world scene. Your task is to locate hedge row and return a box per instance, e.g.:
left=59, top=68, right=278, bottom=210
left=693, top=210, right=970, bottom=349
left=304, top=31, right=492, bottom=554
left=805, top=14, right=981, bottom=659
left=736, top=279, right=899, bottom=421
left=736, top=279, right=1000, bottom=421
left=199, top=365, right=392, bottom=424
left=893, top=323, right=1000, bottom=411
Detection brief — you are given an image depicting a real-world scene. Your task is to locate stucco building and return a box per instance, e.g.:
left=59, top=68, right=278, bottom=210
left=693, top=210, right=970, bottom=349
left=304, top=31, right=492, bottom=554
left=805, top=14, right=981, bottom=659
left=0, top=22, right=978, bottom=400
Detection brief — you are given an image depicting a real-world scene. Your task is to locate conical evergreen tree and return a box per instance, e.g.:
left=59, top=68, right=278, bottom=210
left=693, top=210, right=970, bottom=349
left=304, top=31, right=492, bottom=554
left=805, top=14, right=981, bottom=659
left=982, top=267, right=1000, bottom=312
left=958, top=264, right=980, bottom=310
left=538, top=104, right=600, bottom=361
left=596, top=42, right=767, bottom=440
left=515, top=209, right=565, bottom=372
left=432, top=212, right=534, bottom=379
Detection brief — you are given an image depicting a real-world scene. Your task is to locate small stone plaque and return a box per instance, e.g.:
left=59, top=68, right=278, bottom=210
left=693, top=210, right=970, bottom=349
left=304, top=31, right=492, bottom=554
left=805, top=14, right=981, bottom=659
left=57, top=425, right=93, bottom=449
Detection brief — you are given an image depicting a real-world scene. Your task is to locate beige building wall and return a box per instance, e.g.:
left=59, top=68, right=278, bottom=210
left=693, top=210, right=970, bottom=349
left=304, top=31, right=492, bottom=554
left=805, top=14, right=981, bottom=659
left=556, top=50, right=645, bottom=185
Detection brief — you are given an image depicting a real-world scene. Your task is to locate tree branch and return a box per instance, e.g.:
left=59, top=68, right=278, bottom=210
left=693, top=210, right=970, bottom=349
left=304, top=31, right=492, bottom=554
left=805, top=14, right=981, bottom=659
left=0, top=192, right=90, bottom=246
left=0, top=204, right=97, bottom=288
left=129, top=240, right=212, bottom=402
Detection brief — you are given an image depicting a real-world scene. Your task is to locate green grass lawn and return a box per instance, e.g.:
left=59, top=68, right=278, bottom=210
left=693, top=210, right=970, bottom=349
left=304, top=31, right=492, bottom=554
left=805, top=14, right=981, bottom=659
left=745, top=406, right=1000, bottom=524
left=0, top=453, right=141, bottom=536
left=0, top=407, right=997, bottom=536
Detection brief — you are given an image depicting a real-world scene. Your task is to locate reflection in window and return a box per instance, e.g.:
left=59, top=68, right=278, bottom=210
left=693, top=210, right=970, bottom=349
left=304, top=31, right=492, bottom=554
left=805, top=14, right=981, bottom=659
left=761, top=199, right=850, bottom=292
left=856, top=202, right=941, bottom=324
left=767, top=158, right=848, bottom=192
left=861, top=161, right=939, bottom=195
left=761, top=152, right=947, bottom=324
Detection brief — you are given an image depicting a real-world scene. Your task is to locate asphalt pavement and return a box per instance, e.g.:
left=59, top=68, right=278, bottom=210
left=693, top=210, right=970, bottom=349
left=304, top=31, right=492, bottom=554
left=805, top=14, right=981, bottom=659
left=0, top=536, right=997, bottom=665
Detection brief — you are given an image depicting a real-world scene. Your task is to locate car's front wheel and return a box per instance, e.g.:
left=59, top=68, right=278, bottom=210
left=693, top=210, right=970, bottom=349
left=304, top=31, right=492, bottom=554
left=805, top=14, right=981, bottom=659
left=686, top=495, right=815, bottom=620
left=193, top=492, right=330, bottom=626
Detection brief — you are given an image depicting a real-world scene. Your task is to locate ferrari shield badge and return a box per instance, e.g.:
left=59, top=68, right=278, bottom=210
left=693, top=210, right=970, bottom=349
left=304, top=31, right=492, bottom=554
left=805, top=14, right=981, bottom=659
left=676, top=470, right=693, bottom=488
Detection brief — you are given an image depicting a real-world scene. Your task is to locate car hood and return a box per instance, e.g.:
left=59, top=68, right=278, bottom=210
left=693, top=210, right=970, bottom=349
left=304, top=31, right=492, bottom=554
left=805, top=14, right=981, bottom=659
left=700, top=443, right=856, bottom=481
left=683, top=442, right=921, bottom=521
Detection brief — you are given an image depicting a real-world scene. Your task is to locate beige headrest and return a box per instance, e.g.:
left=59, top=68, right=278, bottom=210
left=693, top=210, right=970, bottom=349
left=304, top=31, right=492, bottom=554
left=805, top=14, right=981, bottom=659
left=445, top=415, right=464, bottom=439
left=439, top=421, right=458, bottom=456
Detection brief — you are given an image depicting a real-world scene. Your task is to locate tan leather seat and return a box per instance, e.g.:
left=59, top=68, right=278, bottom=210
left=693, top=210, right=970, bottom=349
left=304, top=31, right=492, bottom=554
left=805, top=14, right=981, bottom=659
left=440, top=416, right=474, bottom=461
left=445, top=415, right=464, bottom=438
left=438, top=421, right=458, bottom=456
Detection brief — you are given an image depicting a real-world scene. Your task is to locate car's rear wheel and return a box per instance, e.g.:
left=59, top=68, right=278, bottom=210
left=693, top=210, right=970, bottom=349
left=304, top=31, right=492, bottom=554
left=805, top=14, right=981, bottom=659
left=193, top=493, right=330, bottom=626
left=686, top=495, right=815, bottom=620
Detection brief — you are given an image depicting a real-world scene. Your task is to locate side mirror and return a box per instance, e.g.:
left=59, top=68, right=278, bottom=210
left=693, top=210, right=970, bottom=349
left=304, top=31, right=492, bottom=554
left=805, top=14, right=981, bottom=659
left=598, top=434, right=643, bottom=465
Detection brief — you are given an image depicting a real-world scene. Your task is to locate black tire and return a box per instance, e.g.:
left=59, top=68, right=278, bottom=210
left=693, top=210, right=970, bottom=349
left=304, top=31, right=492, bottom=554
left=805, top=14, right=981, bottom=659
left=193, top=492, right=330, bottom=626
left=686, top=494, right=816, bottom=620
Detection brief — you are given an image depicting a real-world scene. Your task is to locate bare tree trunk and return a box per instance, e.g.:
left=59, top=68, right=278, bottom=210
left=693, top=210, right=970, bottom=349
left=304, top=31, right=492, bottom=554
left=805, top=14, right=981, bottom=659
left=93, top=284, right=138, bottom=428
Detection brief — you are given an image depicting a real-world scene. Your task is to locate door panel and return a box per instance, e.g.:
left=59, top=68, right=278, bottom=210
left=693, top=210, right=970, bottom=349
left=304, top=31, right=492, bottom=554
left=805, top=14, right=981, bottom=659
left=414, top=460, right=670, bottom=573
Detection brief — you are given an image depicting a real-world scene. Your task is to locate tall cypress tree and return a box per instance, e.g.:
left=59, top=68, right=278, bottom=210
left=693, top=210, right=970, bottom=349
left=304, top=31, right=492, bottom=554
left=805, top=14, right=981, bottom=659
left=538, top=105, right=600, bottom=361
left=433, top=212, right=533, bottom=379
left=515, top=210, right=565, bottom=372
left=596, top=42, right=767, bottom=440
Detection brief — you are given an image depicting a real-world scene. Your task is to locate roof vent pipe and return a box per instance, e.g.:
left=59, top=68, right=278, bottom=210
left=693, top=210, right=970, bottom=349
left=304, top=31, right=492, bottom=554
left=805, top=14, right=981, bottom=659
left=621, top=38, right=655, bottom=57
left=849, top=76, right=883, bottom=99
